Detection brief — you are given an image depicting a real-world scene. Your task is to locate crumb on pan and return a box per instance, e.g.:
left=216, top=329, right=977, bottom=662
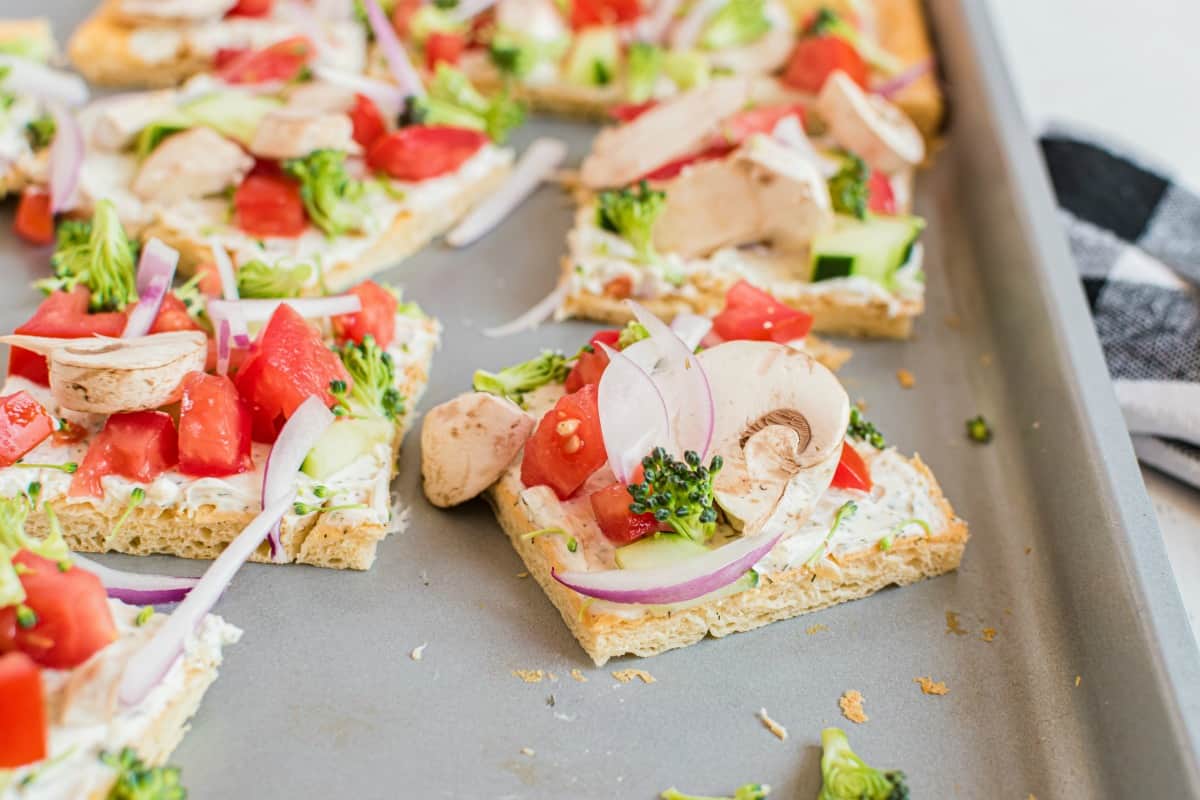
left=570, top=669, right=588, bottom=683
left=896, top=369, right=916, bottom=389
left=806, top=624, right=829, bottom=635
left=945, top=611, right=967, bottom=636
left=517, top=571, right=529, bottom=578
left=1025, top=547, right=1032, bottom=555
left=981, top=628, right=998, bottom=643
left=757, top=708, right=788, bottom=741
left=944, top=314, right=962, bottom=329
left=612, top=669, right=656, bottom=684
left=1074, top=675, right=1081, bottom=687
left=410, top=643, right=427, bottom=661
left=979, top=353, right=994, bottom=367
left=914, top=676, right=949, bottom=695
left=513, top=669, right=546, bottom=683
left=855, top=398, right=868, bottom=411
left=520, top=747, right=535, bottom=757
left=839, top=690, right=868, bottom=724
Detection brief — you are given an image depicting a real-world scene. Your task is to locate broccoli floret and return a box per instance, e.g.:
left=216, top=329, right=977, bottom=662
left=40, top=200, right=139, bottom=312
left=414, top=64, right=525, bottom=143
left=847, top=408, right=885, bottom=449
left=596, top=181, right=666, bottom=263
left=966, top=415, right=992, bottom=444
left=629, top=448, right=722, bottom=543
left=700, top=0, right=772, bottom=50
left=617, top=320, right=650, bottom=350
left=283, top=149, right=367, bottom=238
left=0, top=498, right=70, bottom=608
left=235, top=259, right=314, bottom=298
left=488, top=32, right=566, bottom=80
left=134, top=117, right=190, bottom=160
left=102, top=748, right=186, bottom=800
left=337, top=335, right=405, bottom=421
left=472, top=351, right=570, bottom=405
left=626, top=42, right=663, bottom=103
left=818, top=728, right=909, bottom=800
left=829, top=154, right=869, bottom=220
left=806, top=6, right=848, bottom=36
left=25, top=114, right=55, bottom=150
left=661, top=784, right=770, bottom=800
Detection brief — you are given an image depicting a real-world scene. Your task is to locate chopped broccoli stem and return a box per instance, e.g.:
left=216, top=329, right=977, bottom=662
left=521, top=527, right=578, bottom=552
left=235, top=259, right=314, bottom=298
left=966, top=415, right=992, bottom=444
left=700, top=0, right=772, bottom=49
left=13, top=461, right=77, bottom=473
left=101, top=747, right=187, bottom=800
left=891, top=518, right=930, bottom=539
left=805, top=500, right=858, bottom=568
left=596, top=181, right=666, bottom=264
left=293, top=501, right=370, bottom=515
left=337, top=335, right=405, bottom=421
left=829, top=154, right=869, bottom=220
left=40, top=200, right=139, bottom=311
left=108, top=488, right=146, bottom=544
left=876, top=534, right=893, bottom=551
left=473, top=351, right=570, bottom=405
left=617, top=320, right=650, bottom=350
left=283, top=149, right=367, bottom=238
left=818, top=727, right=909, bottom=800
left=628, top=448, right=722, bottom=543
left=25, top=114, right=55, bottom=150
left=661, top=784, right=770, bottom=800
left=847, top=408, right=885, bottom=449
left=135, top=606, right=155, bottom=626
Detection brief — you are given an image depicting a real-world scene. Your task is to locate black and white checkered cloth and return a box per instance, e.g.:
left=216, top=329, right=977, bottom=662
left=1041, top=131, right=1200, bottom=488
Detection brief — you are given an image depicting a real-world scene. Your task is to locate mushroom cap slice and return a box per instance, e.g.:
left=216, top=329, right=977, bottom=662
left=816, top=70, right=925, bottom=174
left=421, top=392, right=535, bottom=508
left=1, top=331, right=207, bottom=415
left=697, top=340, right=849, bottom=530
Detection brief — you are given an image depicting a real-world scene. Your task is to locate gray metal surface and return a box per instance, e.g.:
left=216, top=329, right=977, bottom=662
left=8, top=0, right=1199, bottom=796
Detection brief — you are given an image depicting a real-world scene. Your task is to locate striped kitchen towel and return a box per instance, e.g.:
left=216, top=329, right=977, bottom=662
left=1040, top=130, right=1200, bottom=488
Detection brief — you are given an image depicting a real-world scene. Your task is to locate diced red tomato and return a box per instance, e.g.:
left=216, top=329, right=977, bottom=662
left=216, top=35, right=313, bottom=84
left=564, top=329, right=620, bottom=393
left=603, top=275, right=633, bottom=299
left=590, top=482, right=658, bottom=544
left=331, top=280, right=398, bottom=349
left=831, top=441, right=871, bottom=491
left=520, top=384, right=607, bottom=499
left=781, top=36, right=869, bottom=94
left=712, top=280, right=814, bottom=344
left=609, top=100, right=658, bottom=123
left=0, top=392, right=53, bottom=469
left=367, top=126, right=489, bottom=182
left=0, top=551, right=117, bottom=670
left=390, top=0, right=424, bottom=36
left=69, top=411, right=179, bottom=499
left=570, top=0, right=641, bottom=29
left=233, top=162, right=308, bottom=238
left=867, top=170, right=896, bottom=215
left=147, top=293, right=202, bottom=334
left=13, top=189, right=54, bottom=246
left=192, top=261, right=226, bottom=297
left=348, top=93, right=387, bottom=150
left=0, top=651, right=46, bottom=768
left=225, top=0, right=272, bottom=16
left=51, top=420, right=87, bottom=447
left=178, top=372, right=253, bottom=478
left=425, top=31, right=466, bottom=70
left=212, top=47, right=246, bottom=71
left=639, top=142, right=738, bottom=183
left=720, top=105, right=807, bottom=144
left=8, top=288, right=127, bottom=386
left=234, top=304, right=351, bottom=442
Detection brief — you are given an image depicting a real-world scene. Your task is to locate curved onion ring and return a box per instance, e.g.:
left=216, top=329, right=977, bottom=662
left=47, top=102, right=83, bottom=214
left=71, top=553, right=199, bottom=605
left=596, top=342, right=671, bottom=484
left=362, top=0, right=425, bottom=98
left=312, top=64, right=408, bottom=116
left=260, top=396, right=336, bottom=562
left=482, top=281, right=568, bottom=338
left=873, top=58, right=934, bottom=99
left=122, top=239, right=179, bottom=339
left=668, top=312, right=712, bottom=352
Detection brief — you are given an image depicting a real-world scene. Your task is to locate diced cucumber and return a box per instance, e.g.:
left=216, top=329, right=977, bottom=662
left=614, top=533, right=709, bottom=570
left=564, top=27, right=621, bottom=87
left=644, top=570, right=759, bottom=613
left=180, top=91, right=282, bottom=146
left=809, top=214, right=924, bottom=287
left=662, top=51, right=711, bottom=90
left=301, top=417, right=394, bottom=480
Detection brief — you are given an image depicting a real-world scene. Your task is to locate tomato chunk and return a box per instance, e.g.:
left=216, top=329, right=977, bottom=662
left=9, top=288, right=127, bottom=386
left=178, top=372, right=254, bottom=478
left=14, top=189, right=54, bottom=246
left=570, top=0, right=641, bottom=29
left=712, top=280, right=813, bottom=344
left=0, top=551, right=117, bottom=670
left=610, top=100, right=658, bottom=123
left=233, top=162, right=307, bottom=238
left=217, top=35, right=313, bottom=84
left=867, top=170, right=896, bottom=215
left=390, top=0, right=424, bottom=36
left=70, top=411, right=179, bottom=499
left=235, top=303, right=351, bottom=442
left=564, top=329, right=620, bottom=393
left=148, top=293, right=202, bottom=334
left=639, top=142, right=737, bottom=183
left=521, top=384, right=607, bottom=499
left=226, top=0, right=272, bottom=16
left=782, top=36, right=869, bottom=93
left=0, top=651, right=46, bottom=768
left=590, top=482, right=659, bottom=544
left=425, top=31, right=466, bottom=70
left=348, top=93, right=387, bottom=150
left=831, top=441, right=871, bottom=491
left=367, top=126, right=488, bottom=182
left=720, top=105, right=806, bottom=144
left=332, top=281, right=398, bottom=349
left=0, top=392, right=54, bottom=469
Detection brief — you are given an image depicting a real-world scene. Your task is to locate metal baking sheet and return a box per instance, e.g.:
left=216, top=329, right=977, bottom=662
left=10, top=0, right=1200, bottom=796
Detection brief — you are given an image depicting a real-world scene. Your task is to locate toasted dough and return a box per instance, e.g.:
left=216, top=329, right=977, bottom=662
left=68, top=0, right=212, bottom=88
left=487, top=453, right=966, bottom=665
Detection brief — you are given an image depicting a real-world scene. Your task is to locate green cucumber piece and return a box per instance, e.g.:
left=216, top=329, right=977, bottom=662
left=180, top=91, right=282, bottom=146
left=614, top=533, right=709, bottom=570
left=301, top=418, right=394, bottom=480
left=662, top=51, right=711, bottom=90
left=564, top=27, right=621, bottom=87
left=809, top=214, right=924, bottom=287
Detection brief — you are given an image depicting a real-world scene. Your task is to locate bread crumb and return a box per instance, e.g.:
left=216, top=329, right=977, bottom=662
left=570, top=669, right=588, bottom=683
left=944, top=314, right=961, bottom=329
left=981, top=627, right=998, bottom=643
left=757, top=708, right=788, bottom=741
left=548, top=672, right=559, bottom=681
left=1075, top=675, right=1081, bottom=687
left=806, top=624, right=829, bottom=635
left=979, top=353, right=993, bottom=367
left=896, top=368, right=916, bottom=389
left=520, top=747, right=535, bottom=757
left=612, top=669, right=656, bottom=684
left=839, top=690, right=868, bottom=723
left=945, top=611, right=967, bottom=635
left=512, top=669, right=545, bottom=683
left=855, top=398, right=868, bottom=411
left=914, top=676, right=949, bottom=695
left=516, top=571, right=529, bottom=578
left=410, top=643, right=427, bottom=661
left=1032, top=421, right=1041, bottom=429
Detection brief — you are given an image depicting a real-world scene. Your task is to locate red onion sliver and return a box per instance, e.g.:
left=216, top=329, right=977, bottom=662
left=669, top=312, right=711, bottom=352
left=482, top=281, right=568, bottom=338
left=362, top=0, right=425, bottom=98
left=47, top=102, right=84, bottom=215
left=873, top=57, right=933, bottom=99
left=260, top=396, right=336, bottom=562
left=312, top=64, right=407, bottom=116
left=117, top=495, right=293, bottom=707
left=597, top=342, right=671, bottom=484
left=207, top=295, right=362, bottom=323
left=215, top=317, right=233, bottom=376
left=208, top=238, right=239, bottom=301
left=71, top=553, right=199, bottom=606
left=122, top=238, right=180, bottom=338
left=0, top=55, right=89, bottom=107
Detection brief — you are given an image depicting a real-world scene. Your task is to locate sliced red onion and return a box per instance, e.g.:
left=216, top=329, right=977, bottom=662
left=215, top=317, right=233, bottom=376
left=669, top=312, right=711, bottom=352
left=873, top=57, right=933, bottom=99
left=47, top=102, right=83, bottom=214
left=446, top=138, right=568, bottom=248
left=554, top=529, right=783, bottom=604
left=0, top=55, right=89, bottom=107
left=208, top=238, right=239, bottom=301
left=71, top=553, right=199, bottom=605
left=597, top=342, right=671, bottom=484
left=451, top=0, right=498, bottom=23
left=207, top=295, right=362, bottom=323
left=122, top=238, right=180, bottom=338
left=668, top=0, right=725, bottom=51
left=260, top=396, right=336, bottom=562
left=362, top=0, right=425, bottom=98
left=312, top=64, right=407, bottom=116
left=117, top=495, right=293, bottom=707
left=482, top=281, right=568, bottom=338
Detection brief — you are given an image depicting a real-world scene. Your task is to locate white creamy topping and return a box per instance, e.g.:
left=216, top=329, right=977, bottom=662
left=0, top=600, right=240, bottom=800
left=0, top=94, right=45, bottom=178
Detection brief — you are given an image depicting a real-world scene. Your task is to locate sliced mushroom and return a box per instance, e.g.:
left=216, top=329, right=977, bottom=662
left=697, top=340, right=849, bottom=530
left=132, top=126, right=253, bottom=205
left=421, top=392, right=535, bottom=508
left=86, top=90, right=180, bottom=151
left=249, top=109, right=358, bottom=161
left=815, top=70, right=925, bottom=174
left=284, top=82, right=358, bottom=115
left=1, top=331, right=207, bottom=415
